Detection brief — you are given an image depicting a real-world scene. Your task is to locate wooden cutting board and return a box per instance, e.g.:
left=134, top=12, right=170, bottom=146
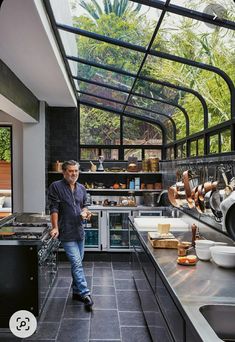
left=148, top=232, right=179, bottom=249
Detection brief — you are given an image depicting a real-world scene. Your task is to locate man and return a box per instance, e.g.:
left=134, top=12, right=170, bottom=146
left=48, top=160, right=93, bottom=309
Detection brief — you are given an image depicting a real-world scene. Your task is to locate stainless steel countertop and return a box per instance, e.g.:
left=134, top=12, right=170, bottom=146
left=133, top=225, right=235, bottom=342
left=88, top=205, right=164, bottom=210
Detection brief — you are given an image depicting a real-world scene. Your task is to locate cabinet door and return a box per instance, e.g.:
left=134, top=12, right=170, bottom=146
left=84, top=211, right=100, bottom=249
left=108, top=211, right=130, bottom=249
left=132, top=251, right=173, bottom=342
left=155, top=271, right=185, bottom=342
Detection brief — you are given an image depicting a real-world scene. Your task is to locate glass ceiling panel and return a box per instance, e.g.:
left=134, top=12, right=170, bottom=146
left=141, top=55, right=230, bottom=130
left=125, top=104, right=168, bottom=124
left=69, top=60, right=135, bottom=91
left=127, top=92, right=186, bottom=139
left=170, top=0, right=235, bottom=23
left=134, top=78, right=179, bottom=102
left=153, top=11, right=235, bottom=84
left=78, top=81, right=128, bottom=104
left=62, top=0, right=163, bottom=48
left=79, top=92, right=124, bottom=111
left=58, top=29, right=144, bottom=73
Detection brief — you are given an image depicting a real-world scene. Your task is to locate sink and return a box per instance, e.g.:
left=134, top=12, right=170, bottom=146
left=200, top=304, right=235, bottom=341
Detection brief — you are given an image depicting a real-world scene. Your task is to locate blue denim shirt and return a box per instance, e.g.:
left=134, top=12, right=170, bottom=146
left=48, top=178, right=87, bottom=241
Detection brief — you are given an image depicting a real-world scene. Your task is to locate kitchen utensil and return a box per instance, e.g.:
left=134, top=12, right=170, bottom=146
left=90, top=161, right=97, bottom=172
left=183, top=170, right=194, bottom=208
left=97, top=156, right=104, bottom=171
left=209, top=189, right=223, bottom=221
left=143, top=192, right=158, bottom=207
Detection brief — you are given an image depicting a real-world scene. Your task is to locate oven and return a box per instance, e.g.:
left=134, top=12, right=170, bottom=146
left=0, top=215, right=60, bottom=328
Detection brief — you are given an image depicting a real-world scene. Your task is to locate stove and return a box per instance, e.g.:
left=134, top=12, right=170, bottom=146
left=0, top=214, right=60, bottom=327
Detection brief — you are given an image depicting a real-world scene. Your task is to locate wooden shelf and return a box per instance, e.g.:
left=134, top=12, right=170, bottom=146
left=86, top=189, right=162, bottom=192
left=48, top=171, right=163, bottom=175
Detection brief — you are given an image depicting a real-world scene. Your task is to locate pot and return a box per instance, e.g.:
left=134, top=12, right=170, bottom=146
left=143, top=192, right=158, bottom=207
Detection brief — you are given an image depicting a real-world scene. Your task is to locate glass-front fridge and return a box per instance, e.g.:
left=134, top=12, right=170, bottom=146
left=107, top=211, right=131, bottom=250
left=84, top=211, right=100, bottom=250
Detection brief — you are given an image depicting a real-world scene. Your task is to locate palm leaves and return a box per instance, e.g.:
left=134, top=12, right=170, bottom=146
left=78, top=0, right=141, bottom=20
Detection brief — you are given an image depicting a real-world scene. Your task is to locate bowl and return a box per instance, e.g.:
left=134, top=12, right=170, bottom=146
left=195, top=246, right=212, bottom=261
left=195, top=240, right=215, bottom=248
left=210, top=246, right=235, bottom=268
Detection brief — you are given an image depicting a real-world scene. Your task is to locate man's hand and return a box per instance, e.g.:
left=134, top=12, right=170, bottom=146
left=81, top=209, right=92, bottom=220
left=50, top=227, right=59, bottom=239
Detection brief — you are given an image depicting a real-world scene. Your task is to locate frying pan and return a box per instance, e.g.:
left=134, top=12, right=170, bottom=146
left=224, top=204, right=235, bottom=240
left=209, top=190, right=223, bottom=221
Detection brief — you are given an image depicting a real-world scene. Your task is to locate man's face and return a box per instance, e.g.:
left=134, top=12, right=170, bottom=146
left=63, top=165, right=79, bottom=184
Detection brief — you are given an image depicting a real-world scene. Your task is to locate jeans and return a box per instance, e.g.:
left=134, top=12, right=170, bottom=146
left=61, top=239, right=90, bottom=297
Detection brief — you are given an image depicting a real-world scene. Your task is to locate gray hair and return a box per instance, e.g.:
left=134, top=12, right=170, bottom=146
left=62, top=160, right=80, bottom=171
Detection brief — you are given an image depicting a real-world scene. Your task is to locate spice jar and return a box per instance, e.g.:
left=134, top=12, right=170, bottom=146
left=178, top=241, right=191, bottom=256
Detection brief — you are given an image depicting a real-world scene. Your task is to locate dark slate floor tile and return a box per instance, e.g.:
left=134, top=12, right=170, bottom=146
left=92, top=295, right=117, bottom=310
left=58, top=262, right=70, bottom=268
left=25, top=322, right=60, bottom=340
left=93, top=268, right=113, bottom=278
left=115, top=279, right=136, bottom=290
left=39, top=298, right=66, bottom=322
left=90, top=310, right=120, bottom=340
left=63, top=304, right=91, bottom=319
left=0, top=333, right=19, bottom=341
left=112, top=262, right=132, bottom=270
left=93, top=277, right=114, bottom=286
left=94, top=261, right=112, bottom=268
left=58, top=268, right=71, bottom=277
left=83, top=261, right=94, bottom=268
left=119, top=311, right=146, bottom=327
left=132, top=270, right=145, bottom=279
left=113, top=270, right=133, bottom=280
left=121, top=326, right=152, bottom=342
left=49, top=286, right=70, bottom=298
left=84, top=268, right=93, bottom=276
left=92, top=285, right=115, bottom=295
left=54, top=277, right=72, bottom=288
left=116, top=290, right=141, bottom=311
left=90, top=340, right=121, bottom=342
left=57, top=319, right=89, bottom=342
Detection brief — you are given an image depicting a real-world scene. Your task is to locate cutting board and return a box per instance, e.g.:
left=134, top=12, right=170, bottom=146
left=148, top=232, right=179, bottom=249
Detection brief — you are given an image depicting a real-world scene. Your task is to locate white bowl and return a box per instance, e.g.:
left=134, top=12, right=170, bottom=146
left=195, top=240, right=215, bottom=247
left=210, top=246, right=235, bottom=268
left=195, top=247, right=211, bottom=261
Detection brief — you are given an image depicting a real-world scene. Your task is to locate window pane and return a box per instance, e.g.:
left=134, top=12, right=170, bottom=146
left=221, top=129, right=231, bottom=153
left=144, top=149, right=162, bottom=160
left=123, top=117, right=162, bottom=145
left=101, top=149, right=119, bottom=160
left=124, top=149, right=142, bottom=160
left=182, top=143, right=186, bottom=158
left=198, top=138, right=204, bottom=156
left=166, top=147, right=174, bottom=160
left=176, top=145, right=182, bottom=159
left=80, top=148, right=99, bottom=160
left=80, top=105, right=120, bottom=145
left=190, top=141, right=197, bottom=157
left=209, top=134, right=219, bottom=154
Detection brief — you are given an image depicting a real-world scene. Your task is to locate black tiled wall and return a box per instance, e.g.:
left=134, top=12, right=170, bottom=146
left=47, top=107, right=78, bottom=165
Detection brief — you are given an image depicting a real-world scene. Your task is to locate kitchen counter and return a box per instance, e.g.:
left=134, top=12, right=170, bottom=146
left=130, top=218, right=235, bottom=342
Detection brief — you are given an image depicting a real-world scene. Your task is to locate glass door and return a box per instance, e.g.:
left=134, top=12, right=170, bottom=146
left=84, top=211, right=100, bottom=250
left=108, top=211, right=131, bottom=250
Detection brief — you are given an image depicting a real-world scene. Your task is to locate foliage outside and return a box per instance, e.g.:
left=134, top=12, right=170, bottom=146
left=0, top=128, right=11, bottom=162
left=70, top=0, right=234, bottom=156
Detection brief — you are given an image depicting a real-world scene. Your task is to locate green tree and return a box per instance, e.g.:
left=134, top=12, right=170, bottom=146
left=0, top=127, right=11, bottom=162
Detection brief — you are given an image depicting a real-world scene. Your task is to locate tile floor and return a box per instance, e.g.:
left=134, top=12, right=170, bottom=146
left=1, top=260, right=152, bottom=342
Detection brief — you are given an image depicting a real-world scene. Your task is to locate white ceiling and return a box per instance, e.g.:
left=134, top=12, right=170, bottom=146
left=0, top=0, right=77, bottom=108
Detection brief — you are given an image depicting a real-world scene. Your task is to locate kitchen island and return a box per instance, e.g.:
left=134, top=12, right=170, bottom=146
left=130, top=217, right=235, bottom=342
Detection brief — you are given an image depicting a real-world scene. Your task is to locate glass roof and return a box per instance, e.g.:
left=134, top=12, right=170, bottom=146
left=45, top=0, right=235, bottom=145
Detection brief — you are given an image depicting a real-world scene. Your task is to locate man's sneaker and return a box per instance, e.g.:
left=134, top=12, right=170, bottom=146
left=83, top=295, right=94, bottom=309
left=72, top=293, right=84, bottom=302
